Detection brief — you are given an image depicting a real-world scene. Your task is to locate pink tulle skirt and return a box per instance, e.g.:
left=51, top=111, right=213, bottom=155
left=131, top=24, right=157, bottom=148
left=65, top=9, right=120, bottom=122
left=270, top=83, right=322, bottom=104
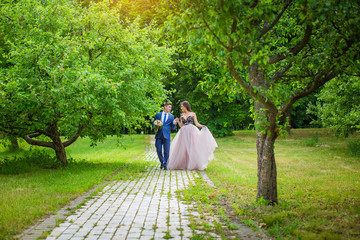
left=167, top=125, right=218, bottom=170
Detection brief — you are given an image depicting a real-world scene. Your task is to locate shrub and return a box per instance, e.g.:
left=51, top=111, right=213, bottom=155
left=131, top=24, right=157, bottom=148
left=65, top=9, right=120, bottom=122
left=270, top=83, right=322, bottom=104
left=302, top=132, right=319, bottom=147
left=348, top=139, right=360, bottom=158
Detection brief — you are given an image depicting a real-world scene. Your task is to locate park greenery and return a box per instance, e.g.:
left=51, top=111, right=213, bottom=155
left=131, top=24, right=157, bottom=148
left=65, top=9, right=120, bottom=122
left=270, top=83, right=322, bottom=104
left=0, top=0, right=360, bottom=239
left=309, top=76, right=360, bottom=137
left=0, top=0, right=173, bottom=165
left=164, top=0, right=360, bottom=204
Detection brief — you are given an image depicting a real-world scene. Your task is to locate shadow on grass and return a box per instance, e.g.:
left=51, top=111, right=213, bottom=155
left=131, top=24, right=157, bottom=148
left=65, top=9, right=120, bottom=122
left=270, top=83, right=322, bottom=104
left=0, top=148, right=148, bottom=176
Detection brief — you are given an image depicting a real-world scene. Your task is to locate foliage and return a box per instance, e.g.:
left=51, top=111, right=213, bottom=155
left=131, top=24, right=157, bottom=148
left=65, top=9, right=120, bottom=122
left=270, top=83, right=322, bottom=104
left=117, top=0, right=166, bottom=27
left=164, top=52, right=253, bottom=137
left=309, top=76, right=360, bottom=137
left=81, top=1, right=255, bottom=137
left=290, top=93, right=319, bottom=129
left=165, top=0, right=360, bottom=202
left=0, top=0, right=173, bottom=164
left=165, top=0, right=360, bottom=131
left=79, top=0, right=167, bottom=28
left=97, top=0, right=254, bottom=137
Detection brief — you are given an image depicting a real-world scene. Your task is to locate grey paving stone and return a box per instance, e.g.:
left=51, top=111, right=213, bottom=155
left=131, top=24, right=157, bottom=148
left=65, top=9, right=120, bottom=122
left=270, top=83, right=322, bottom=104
left=98, top=233, right=114, bottom=240
left=84, top=235, right=99, bottom=240
left=45, top=237, right=57, bottom=240
left=56, top=233, right=74, bottom=240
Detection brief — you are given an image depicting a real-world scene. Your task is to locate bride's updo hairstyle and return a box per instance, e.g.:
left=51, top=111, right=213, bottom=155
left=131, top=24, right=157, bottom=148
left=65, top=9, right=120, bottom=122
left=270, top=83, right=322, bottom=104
left=181, top=101, right=192, bottom=112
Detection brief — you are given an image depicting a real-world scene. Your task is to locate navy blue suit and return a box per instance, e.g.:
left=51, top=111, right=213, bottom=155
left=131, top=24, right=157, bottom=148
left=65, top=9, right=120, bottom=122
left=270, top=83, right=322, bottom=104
left=154, top=112, right=176, bottom=167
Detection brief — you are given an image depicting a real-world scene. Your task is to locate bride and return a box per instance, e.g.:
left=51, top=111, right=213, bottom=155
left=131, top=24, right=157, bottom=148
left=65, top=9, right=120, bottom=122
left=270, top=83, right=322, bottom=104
left=167, top=101, right=218, bottom=170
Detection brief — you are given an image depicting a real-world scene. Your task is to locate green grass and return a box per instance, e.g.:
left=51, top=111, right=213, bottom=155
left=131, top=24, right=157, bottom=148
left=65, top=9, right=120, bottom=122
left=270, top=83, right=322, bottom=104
left=0, top=135, right=149, bottom=239
left=2, top=129, right=359, bottom=239
left=183, top=129, right=360, bottom=239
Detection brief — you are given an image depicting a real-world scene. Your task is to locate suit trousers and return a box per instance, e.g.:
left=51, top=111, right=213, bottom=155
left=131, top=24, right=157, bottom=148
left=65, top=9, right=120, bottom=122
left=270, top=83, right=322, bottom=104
left=155, top=135, right=170, bottom=167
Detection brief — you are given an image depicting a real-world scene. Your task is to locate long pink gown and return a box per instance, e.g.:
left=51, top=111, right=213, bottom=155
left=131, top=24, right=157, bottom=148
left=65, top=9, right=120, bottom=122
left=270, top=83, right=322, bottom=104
left=167, top=116, right=218, bottom=170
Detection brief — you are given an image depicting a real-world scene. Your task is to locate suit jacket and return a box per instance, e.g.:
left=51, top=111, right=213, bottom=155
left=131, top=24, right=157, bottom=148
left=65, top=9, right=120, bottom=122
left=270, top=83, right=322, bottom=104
left=154, top=112, right=176, bottom=140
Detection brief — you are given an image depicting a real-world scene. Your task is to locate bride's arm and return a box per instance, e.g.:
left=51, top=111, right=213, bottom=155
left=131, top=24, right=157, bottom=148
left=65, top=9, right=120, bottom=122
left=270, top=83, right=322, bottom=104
left=178, top=114, right=184, bottom=127
left=193, top=113, right=205, bottom=128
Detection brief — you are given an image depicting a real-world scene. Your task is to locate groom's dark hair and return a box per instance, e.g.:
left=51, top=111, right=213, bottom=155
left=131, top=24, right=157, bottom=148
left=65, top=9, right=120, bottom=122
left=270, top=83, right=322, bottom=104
left=163, top=102, right=172, bottom=107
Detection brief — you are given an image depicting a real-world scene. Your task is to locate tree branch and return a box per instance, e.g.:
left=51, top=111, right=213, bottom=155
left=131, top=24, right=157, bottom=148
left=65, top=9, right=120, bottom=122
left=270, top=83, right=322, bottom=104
left=23, top=132, right=53, bottom=148
left=279, top=69, right=339, bottom=115
left=244, top=0, right=259, bottom=9
left=270, top=63, right=293, bottom=83
left=226, top=58, right=253, bottom=96
left=226, top=57, right=277, bottom=110
left=278, top=74, right=314, bottom=79
left=27, top=132, right=43, bottom=138
left=63, top=124, right=84, bottom=147
left=94, top=36, right=109, bottom=60
left=202, top=17, right=229, bottom=50
left=258, top=0, right=291, bottom=40
left=269, top=24, right=312, bottom=64
left=88, top=49, right=93, bottom=61
left=278, top=28, right=357, bottom=115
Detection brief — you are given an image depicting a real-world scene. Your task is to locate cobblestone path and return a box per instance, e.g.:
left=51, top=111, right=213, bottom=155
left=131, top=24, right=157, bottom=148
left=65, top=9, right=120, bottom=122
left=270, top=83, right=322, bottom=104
left=43, top=144, right=214, bottom=240
left=19, top=139, right=266, bottom=240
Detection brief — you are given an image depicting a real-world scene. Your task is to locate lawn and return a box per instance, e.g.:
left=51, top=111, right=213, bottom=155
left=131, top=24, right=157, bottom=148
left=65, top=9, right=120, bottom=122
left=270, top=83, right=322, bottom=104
left=1, top=129, right=359, bottom=240
left=183, top=129, right=360, bottom=239
left=0, top=135, right=150, bottom=239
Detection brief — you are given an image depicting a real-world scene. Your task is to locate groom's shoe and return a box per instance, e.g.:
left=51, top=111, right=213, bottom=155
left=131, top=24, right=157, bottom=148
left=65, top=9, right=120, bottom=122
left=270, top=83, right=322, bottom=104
left=163, top=166, right=167, bottom=170
left=160, top=164, right=164, bottom=170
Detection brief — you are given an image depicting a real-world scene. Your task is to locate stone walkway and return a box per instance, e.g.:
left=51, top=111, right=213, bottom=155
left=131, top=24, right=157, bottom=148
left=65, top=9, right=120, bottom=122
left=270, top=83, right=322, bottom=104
left=19, top=138, right=267, bottom=240
left=46, top=144, right=207, bottom=240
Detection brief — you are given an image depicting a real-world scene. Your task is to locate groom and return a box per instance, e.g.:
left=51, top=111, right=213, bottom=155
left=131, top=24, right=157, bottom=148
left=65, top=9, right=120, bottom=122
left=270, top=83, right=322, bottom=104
left=153, top=102, right=177, bottom=170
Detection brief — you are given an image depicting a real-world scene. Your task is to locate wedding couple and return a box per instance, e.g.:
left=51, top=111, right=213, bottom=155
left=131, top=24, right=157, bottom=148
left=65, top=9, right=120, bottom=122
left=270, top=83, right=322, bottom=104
left=153, top=101, right=217, bottom=170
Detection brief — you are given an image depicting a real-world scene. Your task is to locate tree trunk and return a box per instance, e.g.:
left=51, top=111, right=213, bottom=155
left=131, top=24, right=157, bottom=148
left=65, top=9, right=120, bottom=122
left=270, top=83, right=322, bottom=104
left=23, top=123, right=84, bottom=166
left=52, top=136, right=67, bottom=166
left=256, top=128, right=278, bottom=204
left=49, top=124, right=68, bottom=166
left=11, top=138, right=19, bottom=151
left=249, top=64, right=278, bottom=204
left=253, top=101, right=278, bottom=204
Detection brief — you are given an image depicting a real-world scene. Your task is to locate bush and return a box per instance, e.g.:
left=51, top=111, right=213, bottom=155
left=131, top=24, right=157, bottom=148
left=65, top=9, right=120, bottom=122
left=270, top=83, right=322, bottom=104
left=302, top=132, right=319, bottom=147
left=348, top=139, right=360, bottom=158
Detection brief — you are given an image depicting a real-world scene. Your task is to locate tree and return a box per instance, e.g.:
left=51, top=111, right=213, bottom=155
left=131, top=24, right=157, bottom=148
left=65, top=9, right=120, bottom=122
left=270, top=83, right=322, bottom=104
left=0, top=0, right=173, bottom=165
left=90, top=1, right=253, bottom=136
left=309, top=76, right=360, bottom=137
left=163, top=51, right=253, bottom=137
left=116, top=0, right=166, bottom=27
left=166, top=0, right=360, bottom=203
